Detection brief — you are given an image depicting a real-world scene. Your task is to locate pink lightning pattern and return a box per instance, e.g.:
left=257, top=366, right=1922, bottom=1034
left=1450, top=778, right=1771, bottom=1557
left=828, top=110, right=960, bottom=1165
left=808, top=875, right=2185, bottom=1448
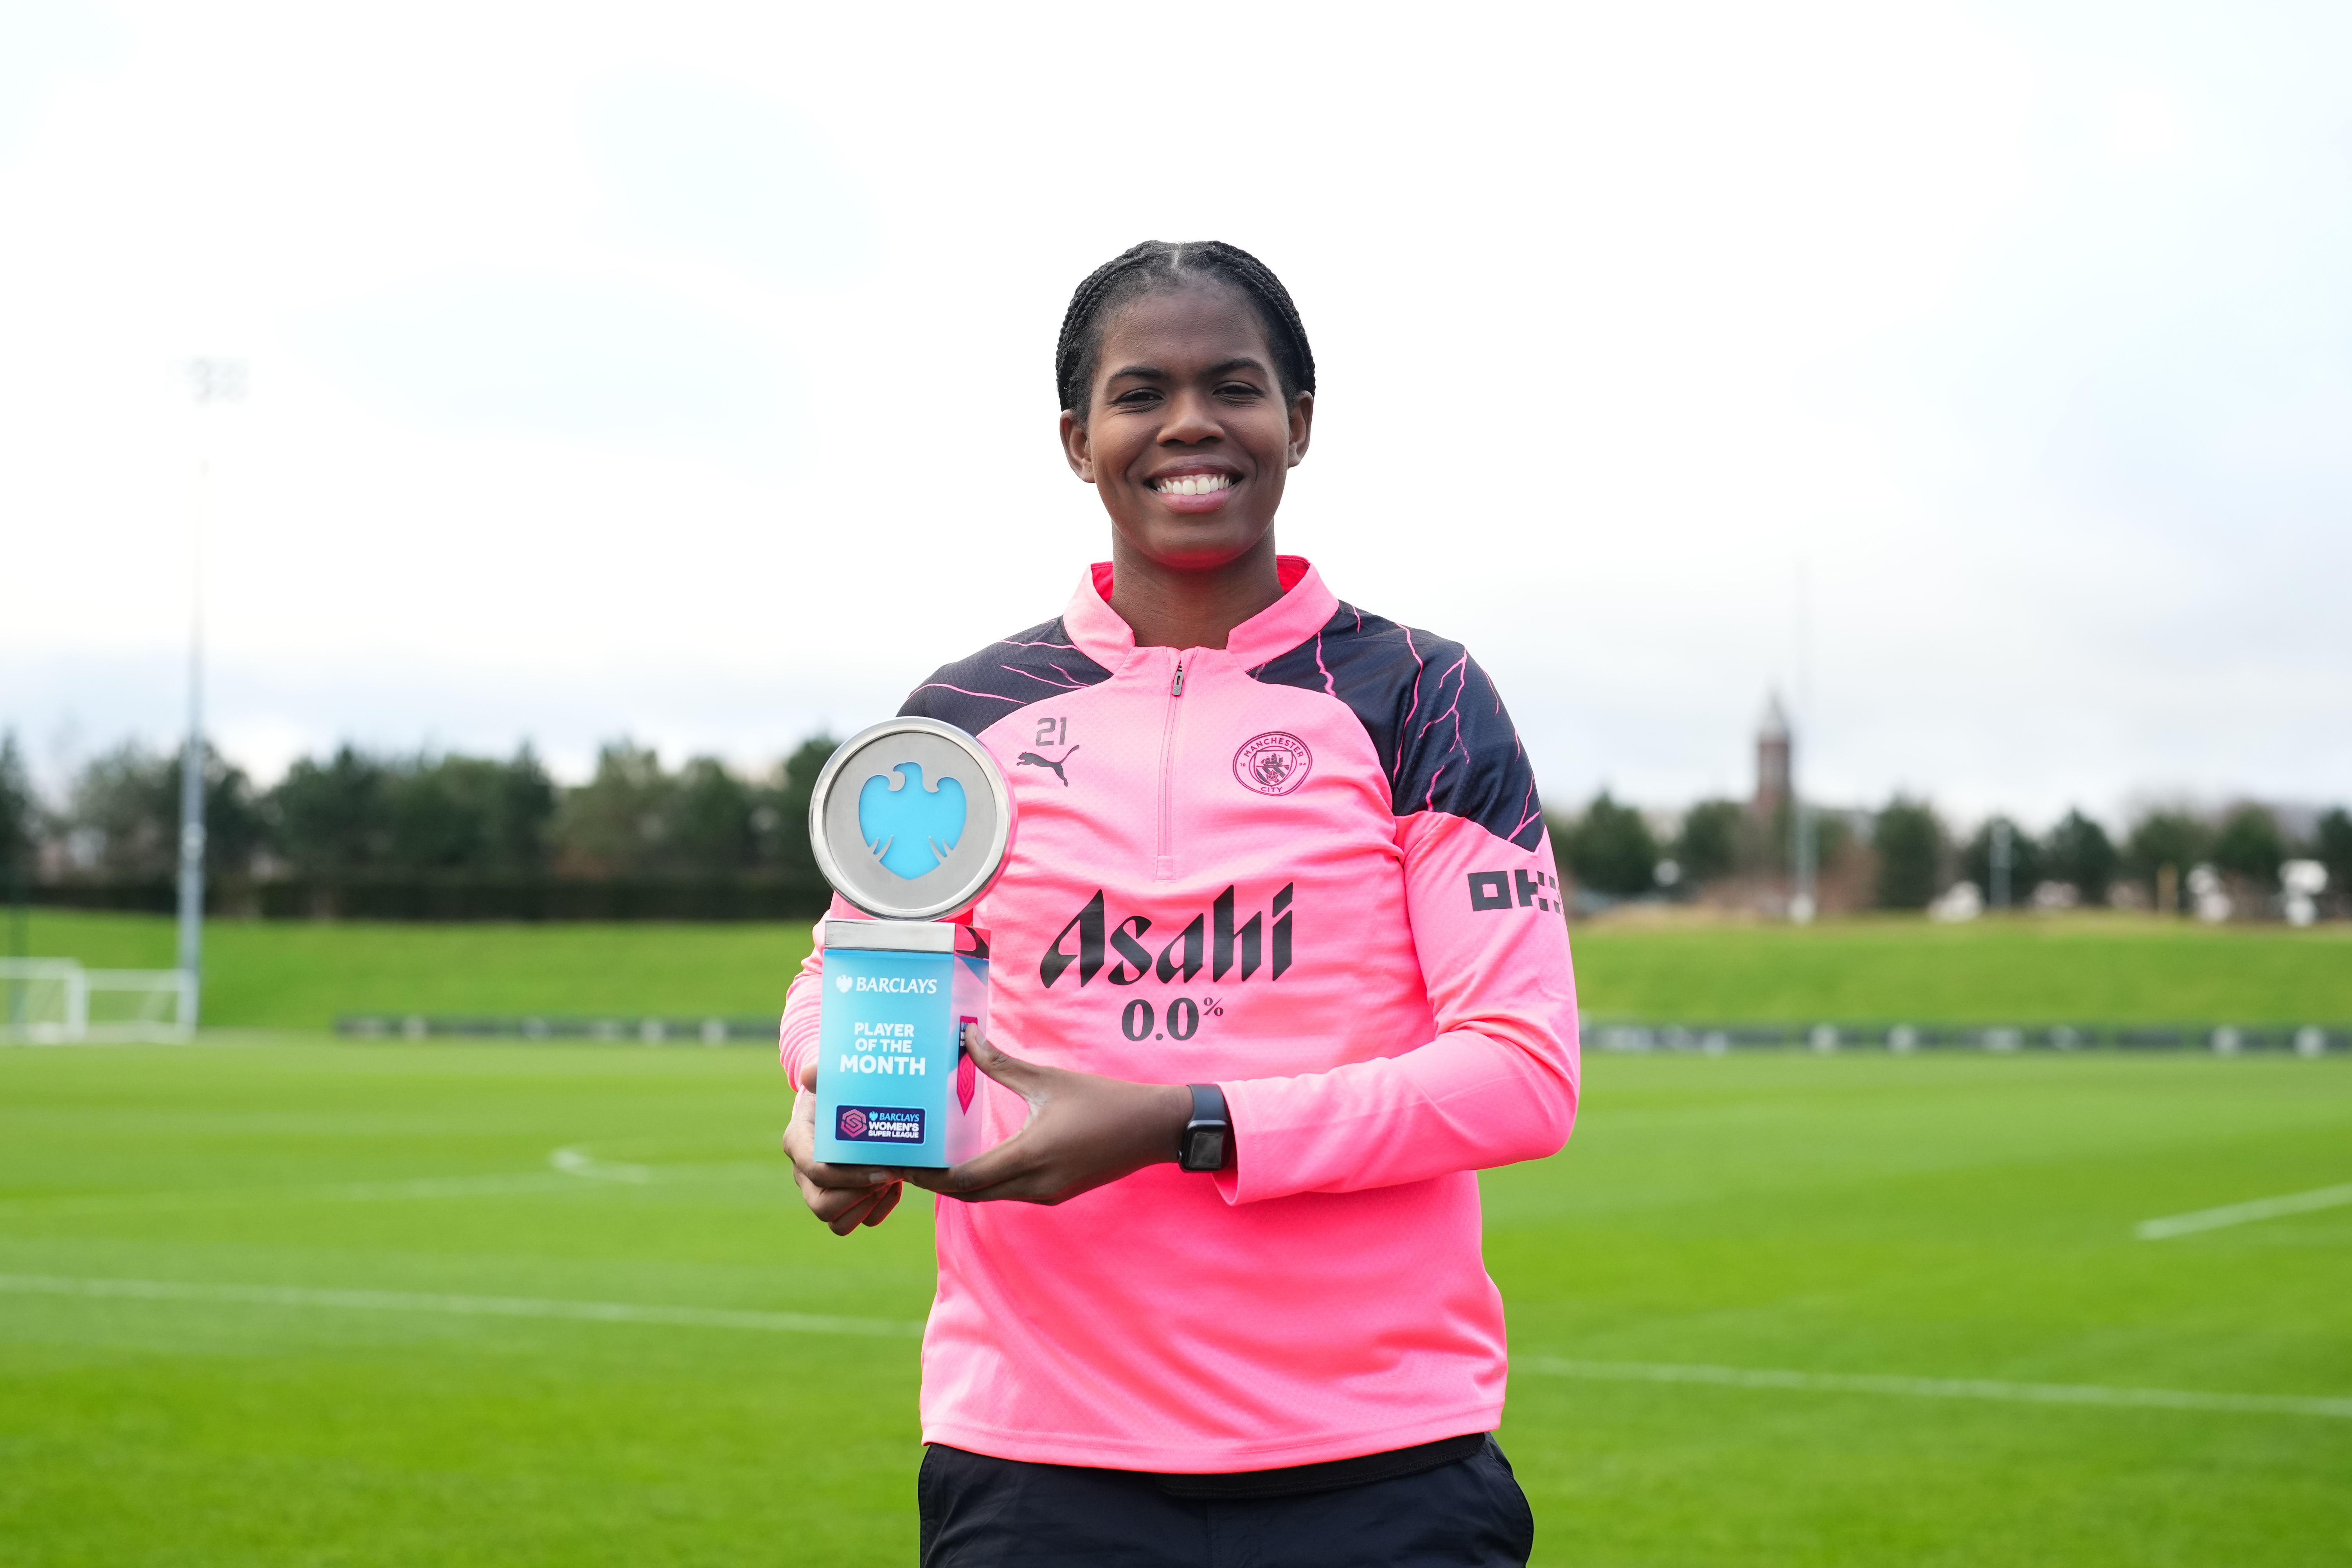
left=904, top=621, right=1115, bottom=723
left=915, top=586, right=1548, bottom=854
left=1252, top=602, right=1546, bottom=851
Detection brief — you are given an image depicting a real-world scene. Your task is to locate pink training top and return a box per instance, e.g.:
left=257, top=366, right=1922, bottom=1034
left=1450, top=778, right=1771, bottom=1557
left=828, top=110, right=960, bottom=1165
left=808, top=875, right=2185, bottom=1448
left=780, top=557, right=1579, bottom=1473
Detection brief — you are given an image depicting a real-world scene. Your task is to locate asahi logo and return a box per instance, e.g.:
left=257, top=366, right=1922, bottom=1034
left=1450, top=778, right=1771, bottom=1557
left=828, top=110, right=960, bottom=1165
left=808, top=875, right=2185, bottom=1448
left=1041, top=885, right=1295, bottom=988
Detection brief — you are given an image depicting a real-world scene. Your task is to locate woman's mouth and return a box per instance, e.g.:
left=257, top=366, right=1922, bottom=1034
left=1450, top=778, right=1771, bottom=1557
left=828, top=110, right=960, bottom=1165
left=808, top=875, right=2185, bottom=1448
left=1152, top=473, right=1235, bottom=496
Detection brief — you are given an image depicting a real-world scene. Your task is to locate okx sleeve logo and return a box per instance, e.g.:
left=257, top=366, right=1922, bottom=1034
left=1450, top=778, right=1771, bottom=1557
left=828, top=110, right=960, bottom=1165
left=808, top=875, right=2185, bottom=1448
left=858, top=763, right=967, bottom=879
left=1468, top=868, right=1562, bottom=913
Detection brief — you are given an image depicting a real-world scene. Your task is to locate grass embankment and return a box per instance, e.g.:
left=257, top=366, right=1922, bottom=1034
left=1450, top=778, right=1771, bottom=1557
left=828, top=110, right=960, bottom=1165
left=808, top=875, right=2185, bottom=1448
left=1568, top=914, right=2352, bottom=1024
left=1, top=1045, right=2346, bottom=1565
left=16, top=911, right=818, bottom=1029
left=17, top=908, right=2352, bottom=1029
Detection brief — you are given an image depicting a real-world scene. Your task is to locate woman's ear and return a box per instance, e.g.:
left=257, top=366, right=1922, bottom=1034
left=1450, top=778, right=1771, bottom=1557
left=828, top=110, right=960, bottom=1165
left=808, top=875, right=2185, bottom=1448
left=1286, top=391, right=1315, bottom=468
left=1060, top=409, right=1097, bottom=484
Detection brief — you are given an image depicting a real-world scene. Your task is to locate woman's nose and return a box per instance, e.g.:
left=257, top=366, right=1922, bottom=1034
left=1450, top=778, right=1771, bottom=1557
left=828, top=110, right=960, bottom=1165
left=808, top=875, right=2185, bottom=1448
left=1159, top=390, right=1222, bottom=443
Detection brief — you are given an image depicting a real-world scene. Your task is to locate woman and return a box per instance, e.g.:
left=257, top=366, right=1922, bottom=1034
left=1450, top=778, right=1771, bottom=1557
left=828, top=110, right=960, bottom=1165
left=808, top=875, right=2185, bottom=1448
left=782, top=240, right=1579, bottom=1567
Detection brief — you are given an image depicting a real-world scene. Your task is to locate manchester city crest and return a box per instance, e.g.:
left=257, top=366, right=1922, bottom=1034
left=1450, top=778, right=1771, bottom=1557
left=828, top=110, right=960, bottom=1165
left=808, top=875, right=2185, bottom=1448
left=1232, top=731, right=1313, bottom=797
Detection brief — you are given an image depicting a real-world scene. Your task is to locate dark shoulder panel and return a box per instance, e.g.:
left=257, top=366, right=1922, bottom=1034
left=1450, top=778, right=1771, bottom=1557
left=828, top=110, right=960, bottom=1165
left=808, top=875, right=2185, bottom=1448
left=1250, top=603, right=1545, bottom=849
left=899, top=618, right=1115, bottom=736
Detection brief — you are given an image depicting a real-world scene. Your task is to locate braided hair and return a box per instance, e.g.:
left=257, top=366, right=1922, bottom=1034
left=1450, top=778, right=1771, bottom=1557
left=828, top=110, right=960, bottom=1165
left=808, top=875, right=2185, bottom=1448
left=1054, top=241, right=1316, bottom=420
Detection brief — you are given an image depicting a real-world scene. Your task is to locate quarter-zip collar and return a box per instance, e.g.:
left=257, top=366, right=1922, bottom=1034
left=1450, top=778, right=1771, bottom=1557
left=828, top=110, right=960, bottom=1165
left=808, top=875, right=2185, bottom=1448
left=1062, top=555, right=1341, bottom=672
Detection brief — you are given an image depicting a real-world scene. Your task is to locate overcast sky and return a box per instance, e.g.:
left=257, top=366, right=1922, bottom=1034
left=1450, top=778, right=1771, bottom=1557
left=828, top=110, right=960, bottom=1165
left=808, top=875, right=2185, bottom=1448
left=4, top=0, right=2347, bottom=829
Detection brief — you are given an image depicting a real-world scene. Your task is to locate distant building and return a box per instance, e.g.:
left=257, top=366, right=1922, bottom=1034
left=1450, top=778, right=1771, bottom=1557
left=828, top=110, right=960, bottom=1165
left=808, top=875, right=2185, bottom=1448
left=1754, top=693, right=1791, bottom=819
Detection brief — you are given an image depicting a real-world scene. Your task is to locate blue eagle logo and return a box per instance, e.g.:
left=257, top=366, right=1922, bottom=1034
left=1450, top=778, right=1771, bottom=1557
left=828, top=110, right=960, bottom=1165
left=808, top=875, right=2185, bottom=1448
left=857, top=762, right=967, bottom=880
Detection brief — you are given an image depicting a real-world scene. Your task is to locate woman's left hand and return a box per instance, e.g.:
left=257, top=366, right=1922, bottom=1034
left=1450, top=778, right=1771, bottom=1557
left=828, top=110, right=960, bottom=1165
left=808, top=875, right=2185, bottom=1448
left=898, top=1028, right=1197, bottom=1205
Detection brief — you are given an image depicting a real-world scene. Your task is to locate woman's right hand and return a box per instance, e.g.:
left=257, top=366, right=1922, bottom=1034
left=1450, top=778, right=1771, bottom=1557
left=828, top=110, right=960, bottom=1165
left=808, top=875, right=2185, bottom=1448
left=782, top=1060, right=906, bottom=1235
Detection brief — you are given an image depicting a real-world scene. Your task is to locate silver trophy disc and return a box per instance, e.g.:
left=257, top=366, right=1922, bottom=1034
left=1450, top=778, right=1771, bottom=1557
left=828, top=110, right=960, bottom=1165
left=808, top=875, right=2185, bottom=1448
left=807, top=718, right=1016, bottom=921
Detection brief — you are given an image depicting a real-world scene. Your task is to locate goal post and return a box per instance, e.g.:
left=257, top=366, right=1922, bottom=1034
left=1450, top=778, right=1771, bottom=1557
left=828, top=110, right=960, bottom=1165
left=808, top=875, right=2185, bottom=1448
left=85, top=969, right=198, bottom=1042
left=0, top=959, right=194, bottom=1044
left=0, top=960, right=85, bottom=1043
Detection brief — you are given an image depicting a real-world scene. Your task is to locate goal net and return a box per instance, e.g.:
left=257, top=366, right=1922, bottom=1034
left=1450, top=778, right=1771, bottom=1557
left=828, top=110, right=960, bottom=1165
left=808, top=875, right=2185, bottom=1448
left=0, top=960, right=195, bottom=1044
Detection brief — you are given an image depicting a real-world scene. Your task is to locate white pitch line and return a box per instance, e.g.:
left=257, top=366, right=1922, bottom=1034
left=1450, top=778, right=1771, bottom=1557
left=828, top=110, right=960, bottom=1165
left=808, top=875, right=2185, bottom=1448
left=327, top=1173, right=582, bottom=1201
left=0, top=1172, right=585, bottom=1214
left=550, top=1147, right=653, bottom=1184
left=0, top=1274, right=923, bottom=1340
left=3, top=1275, right=2342, bottom=1421
left=545, top=1148, right=781, bottom=1186
left=1518, top=1357, right=2352, bottom=1420
left=2135, top=1182, right=2352, bottom=1240
left=0, top=1161, right=786, bottom=1215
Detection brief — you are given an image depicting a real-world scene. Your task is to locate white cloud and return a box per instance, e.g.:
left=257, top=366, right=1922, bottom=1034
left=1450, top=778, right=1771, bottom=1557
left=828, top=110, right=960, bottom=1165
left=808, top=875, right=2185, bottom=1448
left=303, top=275, right=794, bottom=441
left=1, top=0, right=2347, bottom=828
left=2100, top=79, right=2189, bottom=165
left=588, top=72, right=874, bottom=288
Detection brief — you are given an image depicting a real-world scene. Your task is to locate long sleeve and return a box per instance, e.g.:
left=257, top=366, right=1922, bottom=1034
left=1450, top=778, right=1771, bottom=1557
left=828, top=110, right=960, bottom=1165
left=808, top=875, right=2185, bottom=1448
left=777, top=897, right=864, bottom=1086
left=1213, top=815, right=1579, bottom=1204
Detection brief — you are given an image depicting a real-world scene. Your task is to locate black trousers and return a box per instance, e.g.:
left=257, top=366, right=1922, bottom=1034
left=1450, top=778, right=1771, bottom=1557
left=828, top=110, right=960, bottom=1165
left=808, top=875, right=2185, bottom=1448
left=917, top=1437, right=1536, bottom=1568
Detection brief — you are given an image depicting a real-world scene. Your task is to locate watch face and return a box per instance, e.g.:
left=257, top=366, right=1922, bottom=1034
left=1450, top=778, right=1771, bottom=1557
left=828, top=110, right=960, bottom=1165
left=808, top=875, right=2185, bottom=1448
left=1183, top=1126, right=1227, bottom=1172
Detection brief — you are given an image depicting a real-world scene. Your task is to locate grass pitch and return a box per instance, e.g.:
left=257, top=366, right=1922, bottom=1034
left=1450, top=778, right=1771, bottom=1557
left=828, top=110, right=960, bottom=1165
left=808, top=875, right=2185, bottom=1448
left=20, top=908, right=2352, bottom=1028
left=3, top=1042, right=2347, bottom=1566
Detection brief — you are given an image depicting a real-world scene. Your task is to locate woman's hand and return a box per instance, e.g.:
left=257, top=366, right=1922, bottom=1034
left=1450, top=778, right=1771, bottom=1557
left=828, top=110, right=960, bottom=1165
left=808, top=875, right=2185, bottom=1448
left=900, top=1028, right=1197, bottom=1206
left=782, top=1061, right=908, bottom=1235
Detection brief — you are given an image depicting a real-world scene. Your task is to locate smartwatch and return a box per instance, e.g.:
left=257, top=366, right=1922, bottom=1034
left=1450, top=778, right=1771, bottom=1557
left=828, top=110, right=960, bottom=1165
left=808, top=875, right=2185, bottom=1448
left=1177, top=1083, right=1232, bottom=1173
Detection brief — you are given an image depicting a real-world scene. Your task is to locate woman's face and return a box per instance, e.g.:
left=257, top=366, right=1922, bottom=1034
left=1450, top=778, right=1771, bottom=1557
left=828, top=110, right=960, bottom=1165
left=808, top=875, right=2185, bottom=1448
left=1061, top=282, right=1313, bottom=573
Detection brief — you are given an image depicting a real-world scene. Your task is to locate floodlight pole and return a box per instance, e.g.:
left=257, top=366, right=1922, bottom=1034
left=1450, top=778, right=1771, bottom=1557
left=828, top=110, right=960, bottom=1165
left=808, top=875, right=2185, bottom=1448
left=178, top=598, right=203, bottom=1006
left=6, top=840, right=23, bottom=1028
left=181, top=358, right=245, bottom=1029
left=1791, top=791, right=1817, bottom=924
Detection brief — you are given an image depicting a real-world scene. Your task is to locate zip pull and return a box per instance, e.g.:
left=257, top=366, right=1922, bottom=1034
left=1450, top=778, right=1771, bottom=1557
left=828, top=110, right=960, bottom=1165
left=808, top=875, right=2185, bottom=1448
left=1171, top=662, right=1186, bottom=697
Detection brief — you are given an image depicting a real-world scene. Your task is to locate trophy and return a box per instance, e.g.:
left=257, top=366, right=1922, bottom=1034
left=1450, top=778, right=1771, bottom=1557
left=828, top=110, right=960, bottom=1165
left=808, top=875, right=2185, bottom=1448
left=806, top=718, right=1015, bottom=1169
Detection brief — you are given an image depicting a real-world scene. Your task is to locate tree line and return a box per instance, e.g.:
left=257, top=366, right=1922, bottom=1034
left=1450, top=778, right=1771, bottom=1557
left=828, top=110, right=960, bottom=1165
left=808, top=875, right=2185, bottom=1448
left=1552, top=790, right=2352, bottom=919
left=8, top=729, right=2345, bottom=922
left=0, top=732, right=840, bottom=919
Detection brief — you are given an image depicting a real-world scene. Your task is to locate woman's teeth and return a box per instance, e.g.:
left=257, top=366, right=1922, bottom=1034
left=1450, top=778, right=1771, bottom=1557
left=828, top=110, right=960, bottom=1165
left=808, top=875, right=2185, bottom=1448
left=1155, top=474, right=1234, bottom=496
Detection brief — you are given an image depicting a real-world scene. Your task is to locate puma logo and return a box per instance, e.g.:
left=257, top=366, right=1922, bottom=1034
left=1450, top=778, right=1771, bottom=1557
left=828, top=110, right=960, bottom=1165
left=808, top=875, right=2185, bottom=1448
left=1016, top=746, right=1079, bottom=786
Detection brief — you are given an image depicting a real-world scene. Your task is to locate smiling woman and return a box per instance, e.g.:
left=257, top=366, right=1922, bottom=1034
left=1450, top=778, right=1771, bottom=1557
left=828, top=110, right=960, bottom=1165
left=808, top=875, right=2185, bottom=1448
left=1053, top=241, right=1318, bottom=653
left=776, top=240, right=1577, bottom=1568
